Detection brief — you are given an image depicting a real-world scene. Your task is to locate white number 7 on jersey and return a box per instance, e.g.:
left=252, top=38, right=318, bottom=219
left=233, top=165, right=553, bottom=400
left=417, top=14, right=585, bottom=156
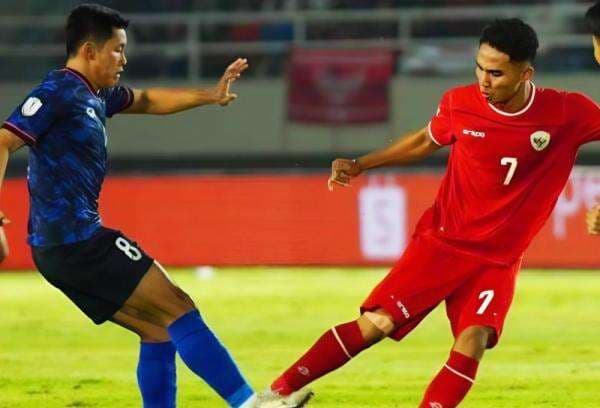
left=500, top=157, right=518, bottom=185
left=477, top=290, right=495, bottom=315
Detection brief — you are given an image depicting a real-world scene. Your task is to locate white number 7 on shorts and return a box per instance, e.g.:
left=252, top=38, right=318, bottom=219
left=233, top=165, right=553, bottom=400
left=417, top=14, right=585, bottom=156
left=476, top=290, right=495, bottom=315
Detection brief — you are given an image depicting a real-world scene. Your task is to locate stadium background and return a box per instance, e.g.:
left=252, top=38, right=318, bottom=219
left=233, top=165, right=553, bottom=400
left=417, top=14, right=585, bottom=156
left=2, top=0, right=600, bottom=269
left=1, top=1, right=600, bottom=408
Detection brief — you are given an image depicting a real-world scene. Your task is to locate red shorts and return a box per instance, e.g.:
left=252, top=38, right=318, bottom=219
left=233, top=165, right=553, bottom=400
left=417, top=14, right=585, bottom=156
left=361, top=235, right=521, bottom=348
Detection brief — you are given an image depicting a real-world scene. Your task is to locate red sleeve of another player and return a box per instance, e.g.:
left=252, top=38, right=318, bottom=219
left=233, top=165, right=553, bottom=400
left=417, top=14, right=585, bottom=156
left=567, top=92, right=600, bottom=145
left=427, top=91, right=455, bottom=146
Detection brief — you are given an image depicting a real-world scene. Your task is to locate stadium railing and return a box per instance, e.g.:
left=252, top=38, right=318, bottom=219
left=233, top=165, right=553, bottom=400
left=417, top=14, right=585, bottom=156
left=0, top=3, right=595, bottom=80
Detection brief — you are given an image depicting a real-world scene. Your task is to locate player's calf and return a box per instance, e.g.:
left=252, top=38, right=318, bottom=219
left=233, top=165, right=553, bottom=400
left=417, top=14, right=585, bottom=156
left=110, top=311, right=177, bottom=407
left=419, top=326, right=492, bottom=408
left=271, top=311, right=394, bottom=397
left=121, top=263, right=197, bottom=327
left=453, top=325, right=494, bottom=360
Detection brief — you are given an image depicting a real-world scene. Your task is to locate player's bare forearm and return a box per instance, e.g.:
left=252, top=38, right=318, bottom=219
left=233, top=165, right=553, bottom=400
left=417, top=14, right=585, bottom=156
left=357, top=127, right=441, bottom=170
left=126, top=88, right=221, bottom=115
left=328, top=127, right=442, bottom=190
left=124, top=58, right=249, bottom=115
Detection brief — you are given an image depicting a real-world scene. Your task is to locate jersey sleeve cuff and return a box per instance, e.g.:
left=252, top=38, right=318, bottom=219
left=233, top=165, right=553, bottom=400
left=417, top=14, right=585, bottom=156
left=118, top=87, right=135, bottom=114
left=2, top=122, right=36, bottom=145
left=427, top=121, right=443, bottom=146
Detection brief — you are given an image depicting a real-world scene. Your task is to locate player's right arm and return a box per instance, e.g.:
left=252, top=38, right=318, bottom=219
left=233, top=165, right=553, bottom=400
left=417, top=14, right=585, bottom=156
left=328, top=127, right=441, bottom=190
left=329, top=89, right=454, bottom=190
left=0, top=128, right=25, bottom=261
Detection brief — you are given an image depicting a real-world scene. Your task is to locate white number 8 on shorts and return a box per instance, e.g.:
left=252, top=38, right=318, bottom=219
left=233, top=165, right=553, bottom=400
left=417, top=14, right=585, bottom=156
left=115, top=237, right=142, bottom=261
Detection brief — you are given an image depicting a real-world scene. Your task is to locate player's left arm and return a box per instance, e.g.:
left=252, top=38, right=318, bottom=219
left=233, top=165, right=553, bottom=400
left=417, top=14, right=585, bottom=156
left=123, top=58, right=248, bottom=115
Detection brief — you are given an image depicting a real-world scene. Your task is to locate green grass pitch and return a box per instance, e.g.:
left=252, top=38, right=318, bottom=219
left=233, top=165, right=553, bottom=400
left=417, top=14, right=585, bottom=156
left=0, top=268, right=599, bottom=407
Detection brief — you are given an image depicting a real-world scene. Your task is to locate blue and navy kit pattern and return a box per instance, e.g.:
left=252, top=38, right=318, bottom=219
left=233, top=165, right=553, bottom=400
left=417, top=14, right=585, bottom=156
left=2, top=68, right=134, bottom=246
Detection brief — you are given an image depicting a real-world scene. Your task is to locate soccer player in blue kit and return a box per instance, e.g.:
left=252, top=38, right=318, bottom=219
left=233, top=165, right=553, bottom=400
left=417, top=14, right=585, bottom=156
left=0, top=4, right=256, bottom=408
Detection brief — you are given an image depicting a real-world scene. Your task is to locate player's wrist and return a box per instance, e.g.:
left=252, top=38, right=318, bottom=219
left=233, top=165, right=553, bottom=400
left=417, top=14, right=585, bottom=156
left=352, top=158, right=364, bottom=174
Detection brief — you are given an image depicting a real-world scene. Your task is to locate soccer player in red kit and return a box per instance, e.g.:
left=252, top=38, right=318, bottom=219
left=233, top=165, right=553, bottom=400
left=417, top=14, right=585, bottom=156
left=255, top=19, right=600, bottom=408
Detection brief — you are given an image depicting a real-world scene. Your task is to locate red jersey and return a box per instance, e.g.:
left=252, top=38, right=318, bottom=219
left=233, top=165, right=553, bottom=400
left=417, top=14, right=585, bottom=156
left=417, top=83, right=600, bottom=265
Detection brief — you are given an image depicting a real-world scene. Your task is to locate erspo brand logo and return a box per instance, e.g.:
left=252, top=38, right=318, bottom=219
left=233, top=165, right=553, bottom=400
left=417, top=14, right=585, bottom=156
left=462, top=129, right=486, bottom=138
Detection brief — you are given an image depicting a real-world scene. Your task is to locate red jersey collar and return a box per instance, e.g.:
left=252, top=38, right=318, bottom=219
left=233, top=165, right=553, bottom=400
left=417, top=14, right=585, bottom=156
left=486, top=82, right=536, bottom=117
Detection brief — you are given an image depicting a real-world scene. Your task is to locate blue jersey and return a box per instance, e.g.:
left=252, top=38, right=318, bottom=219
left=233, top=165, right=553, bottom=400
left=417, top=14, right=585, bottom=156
left=2, top=68, right=134, bottom=246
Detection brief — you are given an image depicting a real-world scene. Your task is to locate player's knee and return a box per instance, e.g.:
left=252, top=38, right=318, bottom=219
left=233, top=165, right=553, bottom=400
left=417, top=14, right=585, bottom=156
left=138, top=326, right=171, bottom=343
left=175, top=286, right=196, bottom=308
left=454, top=325, right=494, bottom=360
left=359, top=311, right=395, bottom=343
left=151, top=285, right=196, bottom=326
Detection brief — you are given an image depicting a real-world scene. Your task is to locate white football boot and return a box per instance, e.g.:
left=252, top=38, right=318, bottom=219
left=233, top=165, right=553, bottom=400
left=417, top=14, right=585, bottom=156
left=252, top=388, right=314, bottom=408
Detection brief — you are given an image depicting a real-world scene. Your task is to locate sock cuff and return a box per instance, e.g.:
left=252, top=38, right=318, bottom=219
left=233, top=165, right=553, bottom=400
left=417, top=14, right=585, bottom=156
left=333, top=321, right=367, bottom=357
left=139, top=341, right=176, bottom=361
left=227, top=384, right=254, bottom=408
left=447, top=350, right=479, bottom=380
left=167, top=309, right=208, bottom=343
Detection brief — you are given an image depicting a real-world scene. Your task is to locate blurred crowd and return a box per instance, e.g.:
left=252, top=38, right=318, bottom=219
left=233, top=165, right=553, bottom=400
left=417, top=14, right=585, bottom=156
left=0, top=0, right=583, bottom=15
left=0, top=0, right=595, bottom=80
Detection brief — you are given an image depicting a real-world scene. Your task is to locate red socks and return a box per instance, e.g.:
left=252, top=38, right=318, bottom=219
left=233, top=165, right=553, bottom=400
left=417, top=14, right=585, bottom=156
left=419, top=350, right=479, bottom=408
left=271, top=321, right=367, bottom=395
left=271, top=323, right=479, bottom=407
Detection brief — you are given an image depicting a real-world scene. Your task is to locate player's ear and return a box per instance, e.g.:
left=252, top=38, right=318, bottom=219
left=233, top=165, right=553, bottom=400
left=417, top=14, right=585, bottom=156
left=593, top=36, right=600, bottom=65
left=521, top=65, right=534, bottom=82
left=81, top=41, right=97, bottom=61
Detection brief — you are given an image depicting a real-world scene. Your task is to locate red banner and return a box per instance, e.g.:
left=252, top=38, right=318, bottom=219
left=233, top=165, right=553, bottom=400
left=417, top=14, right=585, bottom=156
left=2, top=170, right=600, bottom=270
left=287, top=49, right=393, bottom=124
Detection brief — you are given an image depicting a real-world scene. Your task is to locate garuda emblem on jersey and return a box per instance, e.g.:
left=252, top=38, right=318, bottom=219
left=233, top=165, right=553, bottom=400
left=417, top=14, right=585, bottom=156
left=530, top=131, right=550, bottom=151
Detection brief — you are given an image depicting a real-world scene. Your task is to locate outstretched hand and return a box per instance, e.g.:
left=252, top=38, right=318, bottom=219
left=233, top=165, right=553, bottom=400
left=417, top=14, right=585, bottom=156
left=328, top=159, right=362, bottom=191
left=213, top=58, right=249, bottom=106
left=586, top=205, right=600, bottom=235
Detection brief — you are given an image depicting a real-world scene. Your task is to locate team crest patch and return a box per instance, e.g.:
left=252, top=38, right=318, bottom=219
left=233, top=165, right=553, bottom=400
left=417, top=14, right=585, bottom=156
left=86, top=107, right=97, bottom=119
left=530, top=131, right=550, bottom=151
left=21, top=97, right=42, bottom=117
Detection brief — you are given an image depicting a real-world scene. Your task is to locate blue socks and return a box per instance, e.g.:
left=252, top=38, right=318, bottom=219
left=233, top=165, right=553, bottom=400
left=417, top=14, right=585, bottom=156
left=168, top=310, right=254, bottom=408
left=137, top=341, right=177, bottom=408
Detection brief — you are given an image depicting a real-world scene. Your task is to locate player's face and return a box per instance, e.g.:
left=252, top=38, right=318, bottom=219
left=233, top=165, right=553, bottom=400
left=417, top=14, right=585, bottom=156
left=90, top=28, right=127, bottom=88
left=475, top=43, right=533, bottom=106
left=594, top=35, right=600, bottom=65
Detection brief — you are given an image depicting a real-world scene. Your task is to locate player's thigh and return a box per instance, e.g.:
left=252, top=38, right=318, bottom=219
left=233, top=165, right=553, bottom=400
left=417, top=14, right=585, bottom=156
left=120, top=262, right=196, bottom=327
left=361, top=236, right=473, bottom=340
left=111, top=310, right=170, bottom=343
left=446, top=259, right=521, bottom=348
left=32, top=227, right=155, bottom=325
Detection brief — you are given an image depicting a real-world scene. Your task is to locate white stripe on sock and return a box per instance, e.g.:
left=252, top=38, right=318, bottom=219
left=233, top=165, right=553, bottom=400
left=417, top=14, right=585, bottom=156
left=331, top=327, right=352, bottom=359
left=443, top=364, right=475, bottom=384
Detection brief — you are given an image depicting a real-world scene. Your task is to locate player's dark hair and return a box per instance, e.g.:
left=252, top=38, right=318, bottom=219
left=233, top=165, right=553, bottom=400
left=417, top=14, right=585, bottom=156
left=479, top=18, right=539, bottom=63
left=66, top=3, right=129, bottom=57
left=586, top=1, right=600, bottom=37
